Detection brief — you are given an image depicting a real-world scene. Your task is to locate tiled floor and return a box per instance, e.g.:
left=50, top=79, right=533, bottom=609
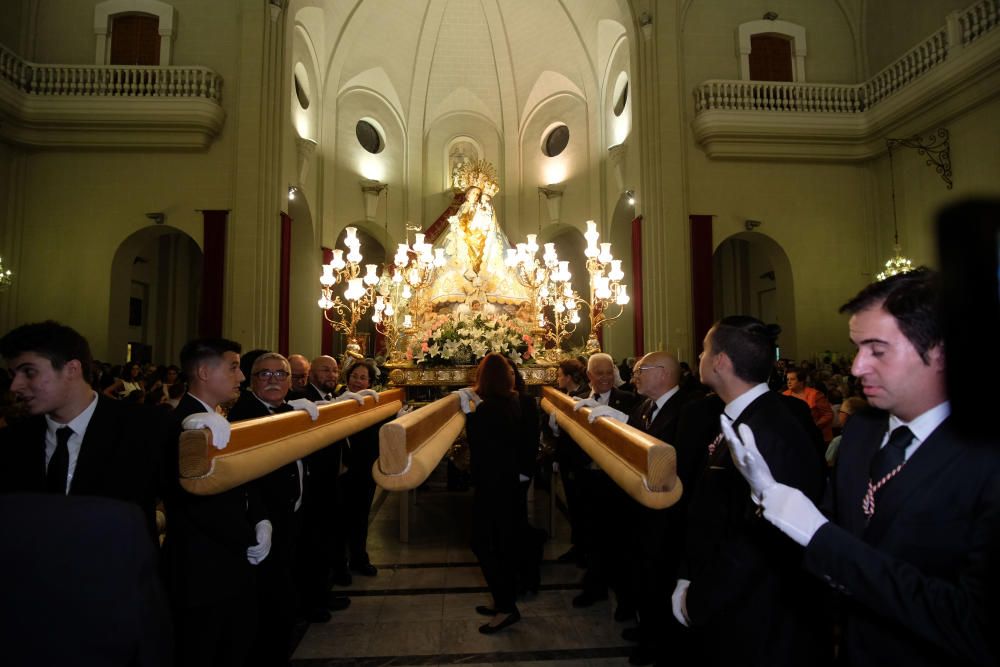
left=291, top=474, right=634, bottom=666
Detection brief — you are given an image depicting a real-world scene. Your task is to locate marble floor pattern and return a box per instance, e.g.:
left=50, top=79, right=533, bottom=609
left=291, top=474, right=635, bottom=666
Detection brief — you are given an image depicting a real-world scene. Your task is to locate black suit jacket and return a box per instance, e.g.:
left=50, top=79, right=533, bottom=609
left=628, top=388, right=693, bottom=445
left=804, top=410, right=1000, bottom=667
left=0, top=494, right=171, bottom=667
left=683, top=390, right=829, bottom=666
left=227, top=392, right=303, bottom=562
left=0, top=395, right=165, bottom=541
left=161, top=394, right=265, bottom=607
left=561, top=387, right=640, bottom=469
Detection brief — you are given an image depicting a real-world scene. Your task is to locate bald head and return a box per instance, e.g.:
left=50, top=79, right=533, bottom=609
left=288, top=353, right=310, bottom=391
left=309, top=355, right=339, bottom=393
left=632, top=351, right=680, bottom=400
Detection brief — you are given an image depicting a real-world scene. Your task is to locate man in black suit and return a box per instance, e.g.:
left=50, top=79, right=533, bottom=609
left=620, top=352, right=695, bottom=665
left=724, top=269, right=1000, bottom=666
left=297, top=354, right=352, bottom=621
left=0, top=321, right=164, bottom=541
left=570, top=352, right=640, bottom=611
left=673, top=316, right=829, bottom=666
left=162, top=338, right=271, bottom=667
left=287, top=353, right=311, bottom=398
left=0, top=493, right=172, bottom=667
left=228, top=352, right=317, bottom=666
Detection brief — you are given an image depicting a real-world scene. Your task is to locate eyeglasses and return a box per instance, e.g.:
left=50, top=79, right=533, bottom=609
left=291, top=374, right=307, bottom=380
left=633, top=365, right=664, bottom=375
left=254, top=370, right=290, bottom=380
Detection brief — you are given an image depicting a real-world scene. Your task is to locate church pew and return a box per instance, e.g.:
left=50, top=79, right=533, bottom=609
left=373, top=393, right=465, bottom=491
left=540, top=386, right=683, bottom=509
left=178, top=388, right=405, bottom=496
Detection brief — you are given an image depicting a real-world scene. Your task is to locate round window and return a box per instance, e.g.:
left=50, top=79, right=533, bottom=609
left=356, top=120, right=384, bottom=154
left=612, top=72, right=629, bottom=117
left=294, top=74, right=310, bottom=110
left=543, top=124, right=569, bottom=157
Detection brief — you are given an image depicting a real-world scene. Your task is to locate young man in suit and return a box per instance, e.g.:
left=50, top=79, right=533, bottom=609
left=0, top=321, right=165, bottom=541
left=673, top=316, right=829, bottom=666
left=162, top=338, right=271, bottom=667
left=724, top=268, right=1000, bottom=666
left=571, top=353, right=640, bottom=612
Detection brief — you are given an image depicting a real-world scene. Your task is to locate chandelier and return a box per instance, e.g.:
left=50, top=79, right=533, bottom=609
left=0, top=256, right=12, bottom=291
left=318, top=227, right=381, bottom=357
left=876, top=140, right=915, bottom=282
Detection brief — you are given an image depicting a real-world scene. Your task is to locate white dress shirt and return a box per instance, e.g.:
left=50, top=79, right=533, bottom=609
left=723, top=383, right=771, bottom=422
left=647, top=385, right=680, bottom=423
left=884, top=401, right=950, bottom=462
left=44, top=391, right=99, bottom=494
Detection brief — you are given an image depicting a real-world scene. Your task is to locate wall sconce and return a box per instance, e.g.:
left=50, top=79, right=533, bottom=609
left=145, top=212, right=165, bottom=224
left=745, top=219, right=762, bottom=231
left=295, top=137, right=318, bottom=185
left=360, top=179, right=387, bottom=222
left=0, top=255, right=13, bottom=291
left=625, top=190, right=636, bottom=206
left=608, top=144, right=627, bottom=191
left=538, top=184, right=564, bottom=224
left=287, top=186, right=298, bottom=201
left=639, top=12, right=653, bottom=40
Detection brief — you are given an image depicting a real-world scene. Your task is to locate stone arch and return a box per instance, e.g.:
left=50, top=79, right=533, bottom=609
left=107, top=224, right=202, bottom=366
left=712, top=231, right=797, bottom=358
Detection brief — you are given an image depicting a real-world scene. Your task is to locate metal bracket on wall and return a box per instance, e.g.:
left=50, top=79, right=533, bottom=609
left=887, top=128, right=953, bottom=190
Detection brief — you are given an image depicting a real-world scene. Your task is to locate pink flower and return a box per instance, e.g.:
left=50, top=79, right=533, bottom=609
left=421, top=342, right=430, bottom=353
left=522, top=334, right=532, bottom=342
left=405, top=349, right=413, bottom=360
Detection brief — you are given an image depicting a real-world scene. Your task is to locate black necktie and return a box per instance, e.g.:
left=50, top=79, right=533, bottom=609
left=324, top=393, right=333, bottom=401
left=870, top=426, right=914, bottom=483
left=47, top=426, right=72, bottom=494
left=642, top=401, right=656, bottom=428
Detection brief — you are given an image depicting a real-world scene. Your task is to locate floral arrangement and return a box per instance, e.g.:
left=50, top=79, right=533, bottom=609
left=409, top=313, right=535, bottom=366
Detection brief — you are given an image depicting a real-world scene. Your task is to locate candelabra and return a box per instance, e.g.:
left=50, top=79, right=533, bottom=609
left=393, top=230, right=446, bottom=303
left=581, top=220, right=629, bottom=354
left=317, top=226, right=381, bottom=358
left=371, top=271, right=412, bottom=365
left=505, top=235, right=581, bottom=358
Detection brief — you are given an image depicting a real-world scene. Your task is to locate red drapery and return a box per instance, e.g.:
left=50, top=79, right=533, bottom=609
left=198, top=210, right=228, bottom=338
left=278, top=212, right=292, bottom=357
left=690, top=215, right=714, bottom=356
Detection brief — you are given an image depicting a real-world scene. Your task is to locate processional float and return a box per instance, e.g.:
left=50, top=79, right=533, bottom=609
left=177, top=160, right=680, bottom=511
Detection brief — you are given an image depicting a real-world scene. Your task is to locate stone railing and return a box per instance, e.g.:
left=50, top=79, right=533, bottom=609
left=694, top=0, right=997, bottom=115
left=0, top=43, right=222, bottom=102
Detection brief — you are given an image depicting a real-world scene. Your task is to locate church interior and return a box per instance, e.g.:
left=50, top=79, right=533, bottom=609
left=1, top=0, right=999, bottom=665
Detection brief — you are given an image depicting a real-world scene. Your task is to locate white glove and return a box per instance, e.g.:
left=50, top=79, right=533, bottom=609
left=671, top=579, right=691, bottom=627
left=182, top=412, right=231, bottom=450
left=246, top=519, right=272, bottom=565
left=396, top=404, right=414, bottom=418
left=335, top=391, right=366, bottom=405
left=454, top=388, right=482, bottom=414
left=572, top=397, right=600, bottom=411
left=720, top=417, right=777, bottom=503
left=518, top=474, right=530, bottom=482
left=760, top=484, right=829, bottom=547
left=287, top=398, right=319, bottom=421
left=547, top=410, right=560, bottom=435
left=356, top=389, right=380, bottom=402
left=587, top=405, right=628, bottom=424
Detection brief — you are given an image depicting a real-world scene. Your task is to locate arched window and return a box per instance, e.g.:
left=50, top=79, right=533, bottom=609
left=94, top=0, right=175, bottom=66
left=109, top=14, right=160, bottom=65
left=737, top=20, right=807, bottom=82
left=749, top=34, right=792, bottom=81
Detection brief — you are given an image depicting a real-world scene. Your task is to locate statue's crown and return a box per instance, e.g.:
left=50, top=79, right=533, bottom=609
left=455, top=160, right=499, bottom=197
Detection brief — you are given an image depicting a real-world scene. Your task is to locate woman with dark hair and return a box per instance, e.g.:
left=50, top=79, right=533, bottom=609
left=102, top=361, right=144, bottom=400
left=340, top=358, right=382, bottom=576
left=556, top=359, right=589, bottom=398
left=505, top=358, right=545, bottom=595
left=463, top=353, right=522, bottom=633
